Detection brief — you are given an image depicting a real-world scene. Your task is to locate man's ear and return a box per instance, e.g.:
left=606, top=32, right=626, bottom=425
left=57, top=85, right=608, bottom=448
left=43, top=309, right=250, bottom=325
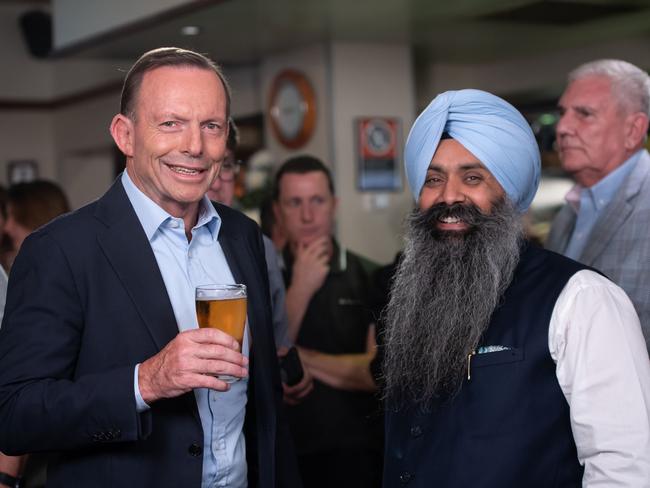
left=624, top=112, right=649, bottom=150
left=110, top=114, right=135, bottom=157
left=272, top=200, right=282, bottom=224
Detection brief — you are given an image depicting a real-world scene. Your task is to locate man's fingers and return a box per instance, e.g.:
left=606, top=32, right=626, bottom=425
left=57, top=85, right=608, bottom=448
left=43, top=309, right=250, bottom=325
left=181, top=372, right=232, bottom=392
left=181, top=327, right=241, bottom=349
left=139, top=331, right=249, bottom=403
left=300, top=237, right=330, bottom=257
left=292, top=380, right=313, bottom=399
left=282, top=380, right=314, bottom=405
left=194, top=357, right=249, bottom=379
left=193, top=344, right=248, bottom=366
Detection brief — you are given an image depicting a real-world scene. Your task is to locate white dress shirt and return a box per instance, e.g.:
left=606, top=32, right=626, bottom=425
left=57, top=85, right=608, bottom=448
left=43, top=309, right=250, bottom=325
left=550, top=270, right=650, bottom=487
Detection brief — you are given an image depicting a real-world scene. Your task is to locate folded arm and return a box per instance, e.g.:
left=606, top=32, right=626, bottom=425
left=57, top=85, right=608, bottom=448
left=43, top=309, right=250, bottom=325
left=298, top=325, right=378, bottom=392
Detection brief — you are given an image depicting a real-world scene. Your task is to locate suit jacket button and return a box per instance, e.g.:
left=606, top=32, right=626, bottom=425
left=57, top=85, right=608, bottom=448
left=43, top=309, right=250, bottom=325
left=188, top=443, right=203, bottom=457
left=410, top=425, right=422, bottom=437
left=400, top=471, right=412, bottom=483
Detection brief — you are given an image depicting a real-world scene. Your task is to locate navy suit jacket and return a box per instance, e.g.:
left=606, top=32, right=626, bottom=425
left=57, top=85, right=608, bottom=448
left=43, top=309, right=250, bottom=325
left=0, top=178, right=300, bottom=487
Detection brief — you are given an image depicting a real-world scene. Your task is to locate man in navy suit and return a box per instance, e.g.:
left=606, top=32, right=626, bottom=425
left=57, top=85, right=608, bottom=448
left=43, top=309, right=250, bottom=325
left=0, top=47, right=300, bottom=488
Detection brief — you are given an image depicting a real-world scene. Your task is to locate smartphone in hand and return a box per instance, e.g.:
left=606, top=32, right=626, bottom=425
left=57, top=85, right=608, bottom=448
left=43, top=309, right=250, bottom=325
left=279, top=346, right=304, bottom=386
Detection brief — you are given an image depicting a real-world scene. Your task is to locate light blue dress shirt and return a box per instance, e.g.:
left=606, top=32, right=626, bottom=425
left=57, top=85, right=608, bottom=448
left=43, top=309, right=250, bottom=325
left=564, top=150, right=641, bottom=260
left=122, top=171, right=249, bottom=488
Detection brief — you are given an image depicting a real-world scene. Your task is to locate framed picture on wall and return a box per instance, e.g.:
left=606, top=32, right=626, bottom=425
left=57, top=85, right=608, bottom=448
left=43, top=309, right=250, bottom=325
left=355, top=117, right=402, bottom=191
left=7, top=159, right=38, bottom=184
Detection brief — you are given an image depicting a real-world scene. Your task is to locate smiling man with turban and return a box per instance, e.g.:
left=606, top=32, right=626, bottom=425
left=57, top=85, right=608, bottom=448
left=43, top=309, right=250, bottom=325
left=382, top=89, right=650, bottom=487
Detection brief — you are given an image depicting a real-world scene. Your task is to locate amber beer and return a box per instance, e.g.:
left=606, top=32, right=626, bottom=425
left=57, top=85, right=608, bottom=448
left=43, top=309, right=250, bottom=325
left=196, top=296, right=247, bottom=343
left=195, top=284, right=247, bottom=344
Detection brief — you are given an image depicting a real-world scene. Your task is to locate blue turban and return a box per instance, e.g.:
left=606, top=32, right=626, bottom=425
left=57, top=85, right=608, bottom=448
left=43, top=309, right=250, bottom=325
left=404, top=89, right=540, bottom=213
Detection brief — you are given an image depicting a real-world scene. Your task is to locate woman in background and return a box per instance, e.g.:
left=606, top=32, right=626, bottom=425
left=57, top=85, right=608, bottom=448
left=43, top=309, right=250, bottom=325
left=0, top=180, right=69, bottom=488
left=3, top=180, right=70, bottom=271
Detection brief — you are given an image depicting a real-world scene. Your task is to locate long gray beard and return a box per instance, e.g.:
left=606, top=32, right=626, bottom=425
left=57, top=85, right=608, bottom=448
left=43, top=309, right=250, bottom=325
left=382, top=199, right=524, bottom=405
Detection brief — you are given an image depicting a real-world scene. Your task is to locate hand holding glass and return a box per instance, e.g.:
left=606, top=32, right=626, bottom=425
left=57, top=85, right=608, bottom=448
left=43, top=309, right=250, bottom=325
left=195, top=284, right=247, bottom=382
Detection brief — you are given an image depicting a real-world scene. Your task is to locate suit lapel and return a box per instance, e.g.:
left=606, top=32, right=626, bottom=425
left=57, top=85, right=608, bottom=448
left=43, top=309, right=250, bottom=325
left=580, top=196, right=633, bottom=265
left=218, top=225, right=245, bottom=285
left=580, top=151, right=649, bottom=264
left=94, top=179, right=179, bottom=351
left=217, top=214, right=262, bottom=353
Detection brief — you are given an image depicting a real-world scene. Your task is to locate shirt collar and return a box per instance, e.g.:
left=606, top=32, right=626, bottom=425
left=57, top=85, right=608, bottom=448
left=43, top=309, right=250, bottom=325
left=564, top=149, right=642, bottom=212
left=329, top=239, right=347, bottom=274
left=121, top=170, right=221, bottom=242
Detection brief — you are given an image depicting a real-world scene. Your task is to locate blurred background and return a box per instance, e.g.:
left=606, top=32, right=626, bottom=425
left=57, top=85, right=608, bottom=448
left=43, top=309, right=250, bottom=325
left=2, top=0, right=650, bottom=263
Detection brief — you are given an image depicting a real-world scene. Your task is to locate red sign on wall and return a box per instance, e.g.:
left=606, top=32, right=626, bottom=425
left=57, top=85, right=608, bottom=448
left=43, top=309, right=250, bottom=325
left=356, top=117, right=402, bottom=191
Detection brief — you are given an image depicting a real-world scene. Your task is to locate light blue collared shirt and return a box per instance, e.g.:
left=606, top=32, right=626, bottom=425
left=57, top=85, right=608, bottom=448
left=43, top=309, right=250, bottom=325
left=564, top=150, right=641, bottom=260
left=123, top=171, right=249, bottom=488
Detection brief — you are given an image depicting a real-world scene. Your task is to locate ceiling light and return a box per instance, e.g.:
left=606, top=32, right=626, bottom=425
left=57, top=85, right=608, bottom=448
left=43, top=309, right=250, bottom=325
left=181, top=25, right=201, bottom=36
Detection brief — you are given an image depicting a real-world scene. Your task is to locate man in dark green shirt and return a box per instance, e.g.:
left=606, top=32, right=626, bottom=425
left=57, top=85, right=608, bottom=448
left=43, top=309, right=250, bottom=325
left=273, top=155, right=382, bottom=488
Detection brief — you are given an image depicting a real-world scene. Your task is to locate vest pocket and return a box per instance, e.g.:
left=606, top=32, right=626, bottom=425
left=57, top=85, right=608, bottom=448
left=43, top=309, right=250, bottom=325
left=462, top=346, right=526, bottom=437
left=471, top=347, right=524, bottom=368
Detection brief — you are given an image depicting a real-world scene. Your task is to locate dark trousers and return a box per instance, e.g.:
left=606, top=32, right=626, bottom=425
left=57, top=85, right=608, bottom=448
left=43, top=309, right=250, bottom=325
left=297, top=448, right=382, bottom=488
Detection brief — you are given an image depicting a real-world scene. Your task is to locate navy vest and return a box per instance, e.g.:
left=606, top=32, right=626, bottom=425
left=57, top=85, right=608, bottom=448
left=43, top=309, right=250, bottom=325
left=384, top=244, right=587, bottom=488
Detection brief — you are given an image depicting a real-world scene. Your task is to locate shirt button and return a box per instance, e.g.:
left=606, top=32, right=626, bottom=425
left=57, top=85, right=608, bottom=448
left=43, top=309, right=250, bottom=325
left=400, top=471, right=412, bottom=483
left=410, top=425, right=422, bottom=437
left=188, top=442, right=203, bottom=457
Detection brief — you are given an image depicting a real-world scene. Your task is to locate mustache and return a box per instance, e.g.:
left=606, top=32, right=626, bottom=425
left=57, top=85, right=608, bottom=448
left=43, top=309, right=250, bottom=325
left=414, top=202, right=495, bottom=230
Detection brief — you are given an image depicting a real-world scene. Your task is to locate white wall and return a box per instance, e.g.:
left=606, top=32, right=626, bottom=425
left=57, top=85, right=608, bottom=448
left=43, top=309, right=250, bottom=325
left=59, top=151, right=116, bottom=208
left=52, top=59, right=128, bottom=98
left=0, top=111, right=56, bottom=186
left=329, top=42, right=414, bottom=264
left=53, top=92, right=121, bottom=206
left=0, top=3, right=127, bottom=101
left=0, top=4, right=54, bottom=100
left=226, top=65, right=261, bottom=118
left=0, top=2, right=129, bottom=203
left=0, top=94, right=120, bottom=207
left=53, top=93, right=119, bottom=155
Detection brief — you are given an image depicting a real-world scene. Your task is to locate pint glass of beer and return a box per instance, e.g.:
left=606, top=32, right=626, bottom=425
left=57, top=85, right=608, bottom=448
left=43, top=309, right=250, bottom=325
left=195, top=284, right=247, bottom=382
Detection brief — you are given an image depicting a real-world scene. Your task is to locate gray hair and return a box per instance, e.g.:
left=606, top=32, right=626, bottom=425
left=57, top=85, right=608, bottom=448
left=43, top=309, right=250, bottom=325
left=569, top=59, right=650, bottom=117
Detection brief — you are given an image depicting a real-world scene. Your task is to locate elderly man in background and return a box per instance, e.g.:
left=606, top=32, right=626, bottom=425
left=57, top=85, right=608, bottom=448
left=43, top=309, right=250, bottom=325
left=546, top=59, right=650, bottom=350
left=382, top=89, right=650, bottom=487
